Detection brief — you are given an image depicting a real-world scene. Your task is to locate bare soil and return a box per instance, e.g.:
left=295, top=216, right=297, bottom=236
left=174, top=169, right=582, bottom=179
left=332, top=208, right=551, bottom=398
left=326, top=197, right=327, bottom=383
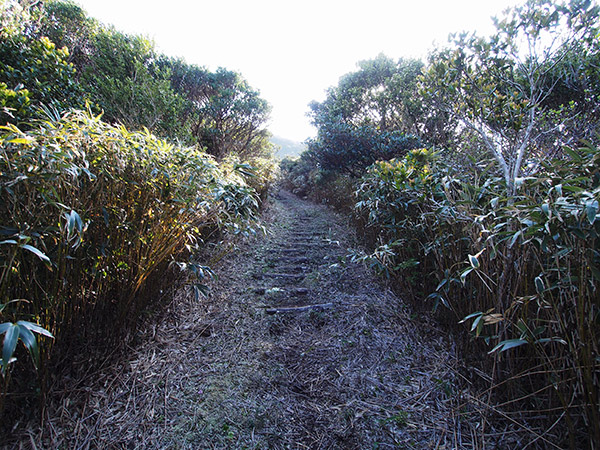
left=10, top=190, right=519, bottom=449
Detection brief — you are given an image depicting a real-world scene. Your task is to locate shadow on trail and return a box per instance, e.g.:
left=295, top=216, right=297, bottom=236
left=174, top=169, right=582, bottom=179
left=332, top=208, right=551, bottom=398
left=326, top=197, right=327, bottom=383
left=30, top=189, right=501, bottom=450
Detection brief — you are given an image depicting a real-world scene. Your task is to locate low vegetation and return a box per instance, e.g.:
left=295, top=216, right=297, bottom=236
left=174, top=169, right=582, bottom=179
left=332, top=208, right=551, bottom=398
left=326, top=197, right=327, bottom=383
left=2, top=0, right=599, bottom=447
left=0, top=108, right=270, bottom=416
left=284, top=0, right=600, bottom=447
left=1, top=0, right=276, bottom=426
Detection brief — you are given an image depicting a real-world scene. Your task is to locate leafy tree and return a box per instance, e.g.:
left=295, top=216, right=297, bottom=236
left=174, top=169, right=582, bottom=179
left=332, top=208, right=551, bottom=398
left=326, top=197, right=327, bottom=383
left=77, top=27, right=187, bottom=139
left=196, top=69, right=271, bottom=159
left=421, top=0, right=600, bottom=196
left=162, top=61, right=272, bottom=160
left=159, top=57, right=210, bottom=136
left=310, top=54, right=426, bottom=135
left=306, top=121, right=422, bottom=176
left=40, top=0, right=98, bottom=67
left=307, top=55, right=424, bottom=175
left=2, top=1, right=271, bottom=154
left=17, top=0, right=188, bottom=139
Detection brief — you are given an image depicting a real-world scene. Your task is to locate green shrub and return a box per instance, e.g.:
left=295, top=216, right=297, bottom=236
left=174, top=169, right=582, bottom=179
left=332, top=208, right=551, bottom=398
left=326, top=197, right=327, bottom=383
left=354, top=145, right=600, bottom=446
left=306, top=121, right=422, bottom=177
left=355, top=148, right=457, bottom=282
left=0, top=31, right=83, bottom=123
left=0, top=109, right=263, bottom=412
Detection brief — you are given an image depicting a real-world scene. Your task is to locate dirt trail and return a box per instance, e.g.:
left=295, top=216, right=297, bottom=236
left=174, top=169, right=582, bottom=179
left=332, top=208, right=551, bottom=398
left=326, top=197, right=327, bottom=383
left=35, top=190, right=490, bottom=449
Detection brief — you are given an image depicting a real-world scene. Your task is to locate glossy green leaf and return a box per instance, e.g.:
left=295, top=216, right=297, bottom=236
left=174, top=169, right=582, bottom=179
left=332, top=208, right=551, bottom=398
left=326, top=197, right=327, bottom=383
left=537, top=337, right=567, bottom=345
left=516, top=319, right=529, bottom=336
left=435, top=278, right=448, bottom=291
left=535, top=276, right=545, bottom=294
left=17, top=325, right=39, bottom=368
left=17, top=321, right=54, bottom=339
left=460, top=311, right=483, bottom=324
left=570, top=227, right=586, bottom=239
left=508, top=230, right=521, bottom=248
left=460, top=268, right=473, bottom=285
left=541, top=203, right=550, bottom=217
left=21, top=244, right=50, bottom=263
left=489, top=338, right=528, bottom=353
left=67, top=210, right=82, bottom=235
left=563, top=147, right=582, bottom=161
left=586, top=200, right=598, bottom=224
left=2, top=323, right=19, bottom=370
left=554, top=184, right=563, bottom=196
left=470, top=314, right=483, bottom=332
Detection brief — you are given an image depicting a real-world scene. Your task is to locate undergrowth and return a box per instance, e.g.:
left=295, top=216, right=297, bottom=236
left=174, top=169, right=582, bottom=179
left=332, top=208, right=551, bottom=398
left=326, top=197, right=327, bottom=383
left=0, top=109, right=272, bottom=419
left=283, top=145, right=600, bottom=448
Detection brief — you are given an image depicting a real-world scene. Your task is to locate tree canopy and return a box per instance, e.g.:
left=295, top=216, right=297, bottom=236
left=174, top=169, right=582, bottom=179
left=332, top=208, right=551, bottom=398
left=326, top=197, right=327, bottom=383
left=307, top=55, right=425, bottom=175
left=0, top=0, right=272, bottom=160
left=309, top=54, right=425, bottom=135
left=421, top=0, right=600, bottom=193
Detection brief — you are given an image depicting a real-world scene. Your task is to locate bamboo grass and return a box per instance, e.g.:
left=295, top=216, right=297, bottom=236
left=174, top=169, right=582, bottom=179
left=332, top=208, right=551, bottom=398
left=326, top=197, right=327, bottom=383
left=0, top=109, right=271, bottom=413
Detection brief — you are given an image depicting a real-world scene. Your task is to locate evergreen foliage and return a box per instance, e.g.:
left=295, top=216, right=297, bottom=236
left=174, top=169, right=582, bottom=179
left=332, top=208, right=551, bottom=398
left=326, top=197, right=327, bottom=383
left=285, top=0, right=600, bottom=445
left=0, top=0, right=276, bottom=419
left=0, top=0, right=273, bottom=158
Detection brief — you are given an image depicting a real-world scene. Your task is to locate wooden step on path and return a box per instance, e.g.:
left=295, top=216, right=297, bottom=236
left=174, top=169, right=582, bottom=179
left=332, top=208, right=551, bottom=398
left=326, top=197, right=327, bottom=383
left=288, top=235, right=325, bottom=241
left=274, top=242, right=317, bottom=248
left=275, top=265, right=309, bottom=273
left=274, top=256, right=310, bottom=264
left=251, top=201, right=339, bottom=315
left=286, top=239, right=320, bottom=245
left=288, top=232, right=325, bottom=238
left=264, top=302, right=333, bottom=315
left=263, top=273, right=305, bottom=281
left=253, top=287, right=309, bottom=297
left=274, top=248, right=307, bottom=255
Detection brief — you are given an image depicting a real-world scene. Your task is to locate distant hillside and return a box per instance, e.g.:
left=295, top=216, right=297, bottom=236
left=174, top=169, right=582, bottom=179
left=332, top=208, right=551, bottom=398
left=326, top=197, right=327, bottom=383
left=271, top=136, right=307, bottom=159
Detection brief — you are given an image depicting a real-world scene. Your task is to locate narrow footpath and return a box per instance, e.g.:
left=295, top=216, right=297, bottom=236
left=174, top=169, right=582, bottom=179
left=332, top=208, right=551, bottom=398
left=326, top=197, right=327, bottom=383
left=40, top=190, right=496, bottom=449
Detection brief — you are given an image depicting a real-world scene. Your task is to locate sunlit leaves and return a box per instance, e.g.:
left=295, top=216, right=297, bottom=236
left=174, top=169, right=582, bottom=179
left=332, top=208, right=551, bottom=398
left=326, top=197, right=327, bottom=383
left=351, top=132, right=599, bottom=438
left=162, top=63, right=272, bottom=159
left=0, top=109, right=266, bottom=393
left=307, top=55, right=429, bottom=176
left=310, top=55, right=425, bottom=134
left=420, top=0, right=600, bottom=195
left=0, top=29, right=84, bottom=123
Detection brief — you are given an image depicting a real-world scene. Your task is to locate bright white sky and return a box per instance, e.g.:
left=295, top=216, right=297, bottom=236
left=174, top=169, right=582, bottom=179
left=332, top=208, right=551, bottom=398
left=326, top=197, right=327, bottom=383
left=75, top=0, right=522, bottom=142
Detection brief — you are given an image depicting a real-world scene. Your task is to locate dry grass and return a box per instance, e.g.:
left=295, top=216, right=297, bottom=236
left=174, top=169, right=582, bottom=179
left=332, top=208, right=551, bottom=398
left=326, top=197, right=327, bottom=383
left=4, top=190, right=543, bottom=449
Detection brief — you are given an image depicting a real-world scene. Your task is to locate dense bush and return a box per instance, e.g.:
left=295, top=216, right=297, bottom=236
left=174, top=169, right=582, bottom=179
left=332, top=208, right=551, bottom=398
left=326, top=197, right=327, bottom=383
left=0, top=4, right=277, bottom=414
left=0, top=110, right=267, bottom=414
left=354, top=145, right=600, bottom=446
left=0, top=0, right=277, bottom=431
left=1, top=1, right=274, bottom=159
left=291, top=3, right=600, bottom=445
left=306, top=121, right=422, bottom=176
left=79, top=28, right=188, bottom=141
left=354, top=148, right=446, bottom=278
left=0, top=31, right=83, bottom=123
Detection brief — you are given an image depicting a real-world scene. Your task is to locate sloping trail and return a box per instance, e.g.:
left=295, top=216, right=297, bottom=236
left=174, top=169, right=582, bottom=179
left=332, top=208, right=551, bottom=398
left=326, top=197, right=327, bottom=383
left=37, top=190, right=492, bottom=449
